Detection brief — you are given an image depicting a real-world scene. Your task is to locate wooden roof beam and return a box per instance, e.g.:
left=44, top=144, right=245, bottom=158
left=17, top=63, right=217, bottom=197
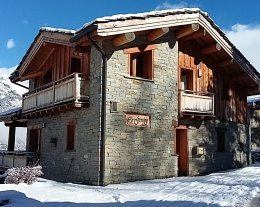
left=112, top=32, right=135, bottom=47
left=217, top=59, right=234, bottom=68
left=20, top=70, right=43, bottom=81
left=147, top=27, right=169, bottom=41
left=179, top=28, right=207, bottom=42
left=175, top=23, right=200, bottom=39
left=202, top=43, right=222, bottom=55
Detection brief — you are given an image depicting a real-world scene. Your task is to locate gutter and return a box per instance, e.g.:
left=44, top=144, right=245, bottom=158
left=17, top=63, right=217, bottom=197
left=86, top=33, right=107, bottom=186
left=10, top=80, right=29, bottom=90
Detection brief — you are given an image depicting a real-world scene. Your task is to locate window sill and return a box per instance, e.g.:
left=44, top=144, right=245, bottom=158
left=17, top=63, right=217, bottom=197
left=123, top=75, right=155, bottom=83
left=65, top=150, right=76, bottom=152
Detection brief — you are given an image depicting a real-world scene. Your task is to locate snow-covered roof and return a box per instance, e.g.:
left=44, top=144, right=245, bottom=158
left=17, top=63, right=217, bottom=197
left=76, top=8, right=205, bottom=33
left=40, top=27, right=75, bottom=34
left=10, top=8, right=260, bottom=92
left=0, top=107, right=22, bottom=121
left=71, top=8, right=260, bottom=89
left=10, top=27, right=75, bottom=82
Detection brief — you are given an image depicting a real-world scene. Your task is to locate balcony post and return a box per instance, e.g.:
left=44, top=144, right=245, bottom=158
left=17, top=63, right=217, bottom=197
left=7, top=124, right=16, bottom=151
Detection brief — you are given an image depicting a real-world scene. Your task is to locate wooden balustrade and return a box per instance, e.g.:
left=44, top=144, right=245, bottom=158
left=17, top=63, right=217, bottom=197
left=179, top=90, right=214, bottom=115
left=22, top=73, right=89, bottom=113
left=0, top=151, right=39, bottom=168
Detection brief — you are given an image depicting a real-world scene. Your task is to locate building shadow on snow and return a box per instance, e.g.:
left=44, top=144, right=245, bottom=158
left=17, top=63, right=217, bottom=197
left=0, top=190, right=221, bottom=207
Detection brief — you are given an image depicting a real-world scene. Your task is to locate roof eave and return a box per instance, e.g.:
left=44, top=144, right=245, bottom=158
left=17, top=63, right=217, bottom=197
left=11, top=28, right=75, bottom=82
left=71, top=10, right=260, bottom=88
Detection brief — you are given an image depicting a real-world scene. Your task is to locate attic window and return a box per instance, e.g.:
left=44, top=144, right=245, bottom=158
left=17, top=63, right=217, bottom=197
left=124, top=45, right=156, bottom=80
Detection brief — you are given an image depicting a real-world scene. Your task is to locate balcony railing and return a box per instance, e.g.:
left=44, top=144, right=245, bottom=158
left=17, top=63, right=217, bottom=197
left=179, top=90, right=214, bottom=115
left=0, top=151, right=39, bottom=168
left=22, top=73, right=89, bottom=113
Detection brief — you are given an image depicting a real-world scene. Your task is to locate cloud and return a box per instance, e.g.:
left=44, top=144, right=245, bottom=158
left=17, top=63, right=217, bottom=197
left=6, top=39, right=15, bottom=49
left=225, top=24, right=260, bottom=71
left=155, top=1, right=199, bottom=10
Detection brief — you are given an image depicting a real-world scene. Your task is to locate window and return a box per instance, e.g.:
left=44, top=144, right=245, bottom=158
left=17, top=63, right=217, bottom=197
left=180, top=69, right=193, bottom=91
left=70, top=57, right=82, bottom=74
left=67, top=123, right=75, bottom=150
left=125, top=45, right=155, bottom=80
left=217, top=131, right=225, bottom=152
left=29, top=129, right=41, bottom=152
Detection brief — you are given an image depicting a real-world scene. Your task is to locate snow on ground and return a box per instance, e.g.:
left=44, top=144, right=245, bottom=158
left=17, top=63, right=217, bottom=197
left=1, top=163, right=260, bottom=207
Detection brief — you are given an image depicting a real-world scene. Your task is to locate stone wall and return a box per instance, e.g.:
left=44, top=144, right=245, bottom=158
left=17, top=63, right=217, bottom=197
left=27, top=46, right=102, bottom=185
left=103, top=37, right=179, bottom=184
left=180, top=119, right=250, bottom=175
left=251, top=109, right=260, bottom=151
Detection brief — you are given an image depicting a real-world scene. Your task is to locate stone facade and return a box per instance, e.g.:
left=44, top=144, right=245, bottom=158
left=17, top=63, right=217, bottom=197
left=103, top=37, right=179, bottom=184
left=27, top=46, right=103, bottom=185
left=180, top=119, right=250, bottom=175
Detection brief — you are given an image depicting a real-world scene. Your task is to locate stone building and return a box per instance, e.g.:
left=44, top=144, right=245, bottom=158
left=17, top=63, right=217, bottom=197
left=1, top=8, right=260, bottom=185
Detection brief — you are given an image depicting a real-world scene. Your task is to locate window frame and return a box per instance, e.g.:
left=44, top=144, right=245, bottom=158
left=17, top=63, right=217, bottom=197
left=70, top=56, right=82, bottom=74
left=66, top=122, right=76, bottom=151
left=124, top=45, right=156, bottom=80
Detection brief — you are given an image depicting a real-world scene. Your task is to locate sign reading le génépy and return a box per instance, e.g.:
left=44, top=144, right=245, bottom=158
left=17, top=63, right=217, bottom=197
left=125, top=114, right=150, bottom=127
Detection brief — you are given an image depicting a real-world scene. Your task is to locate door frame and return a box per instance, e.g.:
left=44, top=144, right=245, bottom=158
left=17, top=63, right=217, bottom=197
left=175, top=125, right=189, bottom=176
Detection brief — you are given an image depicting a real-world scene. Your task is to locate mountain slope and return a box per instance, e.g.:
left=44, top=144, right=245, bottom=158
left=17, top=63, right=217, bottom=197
left=0, top=71, right=26, bottom=150
left=0, top=71, right=22, bottom=113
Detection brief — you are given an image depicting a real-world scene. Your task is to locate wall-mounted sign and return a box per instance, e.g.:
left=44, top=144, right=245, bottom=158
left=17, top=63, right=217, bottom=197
left=125, top=114, right=150, bottom=127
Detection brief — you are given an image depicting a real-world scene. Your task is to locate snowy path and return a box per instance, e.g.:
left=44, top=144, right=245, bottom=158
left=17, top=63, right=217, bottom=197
left=0, top=163, right=260, bottom=207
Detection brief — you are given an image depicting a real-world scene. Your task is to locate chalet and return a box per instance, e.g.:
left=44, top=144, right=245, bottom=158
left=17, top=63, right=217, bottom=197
left=0, top=8, right=260, bottom=185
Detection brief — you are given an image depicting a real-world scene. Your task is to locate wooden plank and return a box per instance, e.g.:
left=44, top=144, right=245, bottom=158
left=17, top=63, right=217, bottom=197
left=56, top=48, right=61, bottom=80
left=60, top=47, right=65, bottom=79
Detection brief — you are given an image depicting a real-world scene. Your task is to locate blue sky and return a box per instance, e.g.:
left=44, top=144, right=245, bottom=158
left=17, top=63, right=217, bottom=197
left=1, top=0, right=260, bottom=72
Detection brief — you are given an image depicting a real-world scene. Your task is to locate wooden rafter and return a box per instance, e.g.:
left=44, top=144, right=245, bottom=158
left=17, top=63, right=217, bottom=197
left=217, top=59, right=234, bottom=68
left=175, top=23, right=200, bottom=39
left=147, top=27, right=169, bottom=41
left=231, top=73, right=249, bottom=82
left=20, top=70, right=43, bottom=81
left=202, top=43, right=222, bottom=55
left=112, top=32, right=135, bottom=47
left=180, top=29, right=207, bottom=42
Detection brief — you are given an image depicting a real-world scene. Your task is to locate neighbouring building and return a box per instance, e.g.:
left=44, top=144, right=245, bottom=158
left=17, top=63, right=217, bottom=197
left=248, top=96, right=260, bottom=152
left=0, top=8, right=260, bottom=185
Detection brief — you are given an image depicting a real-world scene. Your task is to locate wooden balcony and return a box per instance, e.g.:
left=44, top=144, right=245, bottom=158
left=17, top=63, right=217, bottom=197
left=22, top=73, right=89, bottom=113
left=179, top=90, right=214, bottom=116
left=0, top=151, right=39, bottom=169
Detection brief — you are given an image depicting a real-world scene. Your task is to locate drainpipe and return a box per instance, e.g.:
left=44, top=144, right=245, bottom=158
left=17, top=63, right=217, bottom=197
left=87, top=33, right=107, bottom=186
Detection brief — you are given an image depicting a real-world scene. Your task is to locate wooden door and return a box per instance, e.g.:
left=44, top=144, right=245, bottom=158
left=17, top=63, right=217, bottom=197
left=176, top=128, right=188, bottom=176
left=29, top=129, right=41, bottom=152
